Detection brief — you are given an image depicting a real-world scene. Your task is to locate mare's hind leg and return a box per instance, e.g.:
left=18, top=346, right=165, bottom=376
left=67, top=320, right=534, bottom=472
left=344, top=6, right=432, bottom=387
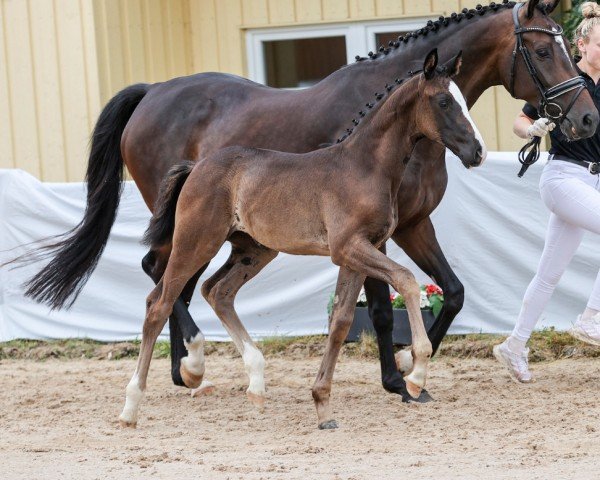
left=142, top=248, right=214, bottom=393
left=312, top=267, right=365, bottom=429
left=201, top=234, right=278, bottom=408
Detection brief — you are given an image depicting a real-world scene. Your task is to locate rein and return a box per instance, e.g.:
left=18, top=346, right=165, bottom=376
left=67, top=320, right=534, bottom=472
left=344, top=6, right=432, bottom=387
left=509, top=2, right=587, bottom=177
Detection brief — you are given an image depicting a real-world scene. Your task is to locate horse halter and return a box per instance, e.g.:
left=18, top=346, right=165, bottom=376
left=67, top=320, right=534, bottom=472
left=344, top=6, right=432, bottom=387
left=509, top=2, right=587, bottom=177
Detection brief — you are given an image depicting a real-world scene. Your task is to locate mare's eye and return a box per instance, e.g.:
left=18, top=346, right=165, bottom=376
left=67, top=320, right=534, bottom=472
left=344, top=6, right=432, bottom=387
left=439, top=100, right=449, bottom=110
left=536, top=48, right=550, bottom=58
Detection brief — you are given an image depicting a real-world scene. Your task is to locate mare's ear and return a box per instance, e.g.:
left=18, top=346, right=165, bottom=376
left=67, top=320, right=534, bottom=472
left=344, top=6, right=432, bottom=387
left=526, top=0, right=541, bottom=19
left=445, top=51, right=463, bottom=77
left=543, top=0, right=560, bottom=14
left=423, top=48, right=438, bottom=80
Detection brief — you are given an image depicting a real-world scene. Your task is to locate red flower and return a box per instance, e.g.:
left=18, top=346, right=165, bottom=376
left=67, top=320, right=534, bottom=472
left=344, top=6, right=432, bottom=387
left=425, top=284, right=443, bottom=296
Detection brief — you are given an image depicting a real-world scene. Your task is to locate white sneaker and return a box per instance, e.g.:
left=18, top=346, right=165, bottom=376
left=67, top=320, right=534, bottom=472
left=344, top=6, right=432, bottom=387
left=569, top=314, right=600, bottom=346
left=493, top=340, right=533, bottom=384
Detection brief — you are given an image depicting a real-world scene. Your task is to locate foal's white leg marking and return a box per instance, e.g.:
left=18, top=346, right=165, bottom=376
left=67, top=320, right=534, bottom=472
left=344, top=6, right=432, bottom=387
left=182, top=332, right=206, bottom=377
left=449, top=80, right=488, bottom=163
left=242, top=341, right=266, bottom=397
left=395, top=348, right=414, bottom=376
left=119, top=372, right=144, bottom=426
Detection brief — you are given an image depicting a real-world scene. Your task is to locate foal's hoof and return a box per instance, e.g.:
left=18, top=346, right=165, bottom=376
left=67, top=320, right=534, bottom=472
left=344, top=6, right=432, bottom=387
left=118, top=418, right=137, bottom=429
left=318, top=419, right=339, bottom=430
left=180, top=360, right=204, bottom=389
left=191, top=380, right=216, bottom=398
left=405, top=380, right=422, bottom=399
left=247, top=391, right=266, bottom=409
left=413, top=389, right=434, bottom=403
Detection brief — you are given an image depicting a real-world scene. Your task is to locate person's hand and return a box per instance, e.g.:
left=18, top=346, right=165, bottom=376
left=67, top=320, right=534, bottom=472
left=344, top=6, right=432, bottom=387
left=526, top=117, right=555, bottom=138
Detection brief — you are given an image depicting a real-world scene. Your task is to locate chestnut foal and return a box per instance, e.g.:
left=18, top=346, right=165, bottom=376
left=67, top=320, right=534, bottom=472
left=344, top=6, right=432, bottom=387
left=119, top=49, right=485, bottom=429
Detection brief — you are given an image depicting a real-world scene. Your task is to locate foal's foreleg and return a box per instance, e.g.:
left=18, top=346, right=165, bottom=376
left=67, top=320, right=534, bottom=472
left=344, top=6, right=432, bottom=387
left=312, top=267, right=365, bottom=429
left=201, top=241, right=278, bottom=408
left=334, top=240, right=432, bottom=398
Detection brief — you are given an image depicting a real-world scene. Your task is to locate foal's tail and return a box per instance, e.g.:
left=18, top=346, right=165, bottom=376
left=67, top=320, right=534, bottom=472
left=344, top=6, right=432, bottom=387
left=13, top=83, right=149, bottom=310
left=143, top=161, right=195, bottom=248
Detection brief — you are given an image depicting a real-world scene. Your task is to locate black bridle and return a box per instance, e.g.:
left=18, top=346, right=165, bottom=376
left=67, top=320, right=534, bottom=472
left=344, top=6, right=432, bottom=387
left=509, top=3, right=587, bottom=177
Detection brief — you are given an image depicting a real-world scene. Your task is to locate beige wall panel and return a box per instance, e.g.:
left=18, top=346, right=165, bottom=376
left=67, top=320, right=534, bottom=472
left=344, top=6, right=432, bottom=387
left=165, top=0, right=190, bottom=78
left=122, top=0, right=147, bottom=84
left=495, top=87, right=525, bottom=151
left=215, top=0, right=244, bottom=75
left=142, top=0, right=168, bottom=82
left=189, top=0, right=220, bottom=72
left=55, top=0, right=94, bottom=181
left=322, top=0, right=349, bottom=21
left=375, top=0, right=403, bottom=17
left=403, top=0, right=433, bottom=16
left=269, top=0, right=295, bottom=24
left=93, top=0, right=112, bottom=101
left=470, top=87, right=499, bottom=151
left=294, top=0, right=321, bottom=23
left=242, top=0, right=269, bottom=26
left=432, top=0, right=459, bottom=15
left=3, top=0, right=40, bottom=178
left=104, top=0, right=127, bottom=92
left=29, top=0, right=66, bottom=181
left=349, top=0, right=376, bottom=19
left=80, top=0, right=102, bottom=135
left=0, top=1, right=15, bottom=169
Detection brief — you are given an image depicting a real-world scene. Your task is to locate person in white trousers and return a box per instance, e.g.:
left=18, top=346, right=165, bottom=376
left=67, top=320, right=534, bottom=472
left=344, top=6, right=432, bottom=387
left=495, top=2, right=600, bottom=383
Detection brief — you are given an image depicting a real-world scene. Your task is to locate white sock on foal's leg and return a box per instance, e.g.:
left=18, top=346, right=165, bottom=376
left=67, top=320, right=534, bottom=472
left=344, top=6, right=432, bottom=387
left=119, top=373, right=144, bottom=427
left=242, top=341, right=266, bottom=406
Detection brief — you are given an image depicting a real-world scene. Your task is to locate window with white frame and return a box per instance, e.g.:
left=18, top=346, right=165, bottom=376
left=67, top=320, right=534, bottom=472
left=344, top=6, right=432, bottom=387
left=246, top=19, right=430, bottom=88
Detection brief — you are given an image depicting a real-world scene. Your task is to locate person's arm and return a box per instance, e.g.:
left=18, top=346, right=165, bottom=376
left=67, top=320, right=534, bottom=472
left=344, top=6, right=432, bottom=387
left=513, top=111, right=555, bottom=140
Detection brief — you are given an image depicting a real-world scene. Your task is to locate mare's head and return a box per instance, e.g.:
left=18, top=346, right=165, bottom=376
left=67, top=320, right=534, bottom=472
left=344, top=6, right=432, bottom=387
left=416, top=49, right=487, bottom=169
left=503, top=0, right=598, bottom=139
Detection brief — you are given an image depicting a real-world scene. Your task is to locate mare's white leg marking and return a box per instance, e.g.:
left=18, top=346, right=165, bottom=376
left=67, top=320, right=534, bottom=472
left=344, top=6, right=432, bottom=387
left=242, top=341, right=266, bottom=396
left=182, top=332, right=206, bottom=377
left=119, top=373, right=144, bottom=425
left=449, top=81, right=488, bottom=163
left=396, top=348, right=414, bottom=376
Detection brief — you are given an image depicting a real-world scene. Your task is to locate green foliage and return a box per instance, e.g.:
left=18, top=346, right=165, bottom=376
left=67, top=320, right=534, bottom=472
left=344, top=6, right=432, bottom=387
left=562, top=0, right=585, bottom=52
left=429, top=294, right=444, bottom=317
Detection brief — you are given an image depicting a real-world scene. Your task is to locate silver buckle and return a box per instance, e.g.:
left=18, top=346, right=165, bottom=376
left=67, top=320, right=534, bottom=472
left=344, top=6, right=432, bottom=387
left=588, top=162, right=599, bottom=175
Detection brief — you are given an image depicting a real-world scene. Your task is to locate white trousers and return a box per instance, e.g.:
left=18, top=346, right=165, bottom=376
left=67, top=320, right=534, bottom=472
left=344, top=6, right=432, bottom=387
left=512, top=158, right=600, bottom=342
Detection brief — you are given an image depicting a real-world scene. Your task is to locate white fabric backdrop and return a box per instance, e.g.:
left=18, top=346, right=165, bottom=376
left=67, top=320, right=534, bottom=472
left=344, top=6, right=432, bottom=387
left=1, top=152, right=598, bottom=342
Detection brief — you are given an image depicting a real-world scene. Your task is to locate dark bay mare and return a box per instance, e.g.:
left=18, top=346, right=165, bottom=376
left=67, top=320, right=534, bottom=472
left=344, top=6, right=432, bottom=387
left=20, top=0, right=599, bottom=402
left=118, top=50, right=483, bottom=429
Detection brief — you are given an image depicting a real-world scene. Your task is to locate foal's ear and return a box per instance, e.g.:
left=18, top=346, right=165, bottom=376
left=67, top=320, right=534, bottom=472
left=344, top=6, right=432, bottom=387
left=526, top=0, right=541, bottom=19
left=445, top=51, right=463, bottom=77
left=423, top=48, right=438, bottom=80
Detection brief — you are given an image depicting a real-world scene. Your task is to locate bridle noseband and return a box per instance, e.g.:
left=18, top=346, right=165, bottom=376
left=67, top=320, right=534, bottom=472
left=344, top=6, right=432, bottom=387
left=509, top=3, right=587, bottom=176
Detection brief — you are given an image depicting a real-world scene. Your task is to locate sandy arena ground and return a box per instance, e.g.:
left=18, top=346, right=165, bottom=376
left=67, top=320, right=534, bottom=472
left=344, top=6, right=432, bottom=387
left=1, top=354, right=599, bottom=479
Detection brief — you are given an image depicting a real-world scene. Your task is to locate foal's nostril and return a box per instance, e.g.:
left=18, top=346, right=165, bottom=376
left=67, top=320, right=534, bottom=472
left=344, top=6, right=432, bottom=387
left=584, top=113, right=593, bottom=127
left=474, top=147, right=483, bottom=164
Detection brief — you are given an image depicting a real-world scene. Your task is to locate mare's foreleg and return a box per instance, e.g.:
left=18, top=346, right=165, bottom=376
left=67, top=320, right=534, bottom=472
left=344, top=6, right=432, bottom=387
left=392, top=218, right=464, bottom=364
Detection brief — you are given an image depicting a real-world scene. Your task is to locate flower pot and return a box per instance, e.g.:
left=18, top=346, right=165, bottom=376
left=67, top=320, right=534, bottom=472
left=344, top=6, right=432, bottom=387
left=343, top=306, right=437, bottom=346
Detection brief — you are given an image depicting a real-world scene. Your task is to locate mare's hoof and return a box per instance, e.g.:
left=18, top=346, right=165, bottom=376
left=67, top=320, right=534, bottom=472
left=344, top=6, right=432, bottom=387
left=318, top=419, right=339, bottom=430
left=415, top=389, right=434, bottom=403
left=247, top=391, right=266, bottom=409
left=191, top=380, right=216, bottom=398
left=180, top=360, right=204, bottom=389
left=405, top=380, right=422, bottom=399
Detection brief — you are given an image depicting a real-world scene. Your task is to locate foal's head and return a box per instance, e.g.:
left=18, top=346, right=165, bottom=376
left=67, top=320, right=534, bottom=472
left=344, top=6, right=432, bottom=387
left=416, top=49, right=487, bottom=169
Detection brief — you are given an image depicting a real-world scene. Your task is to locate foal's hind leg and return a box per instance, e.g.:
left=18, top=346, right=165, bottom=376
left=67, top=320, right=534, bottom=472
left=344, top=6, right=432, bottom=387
left=312, top=267, right=365, bottom=429
left=201, top=236, right=278, bottom=408
left=142, top=248, right=214, bottom=394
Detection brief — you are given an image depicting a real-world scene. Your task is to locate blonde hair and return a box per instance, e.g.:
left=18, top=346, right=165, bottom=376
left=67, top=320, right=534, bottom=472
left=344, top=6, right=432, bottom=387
left=573, top=2, right=600, bottom=45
